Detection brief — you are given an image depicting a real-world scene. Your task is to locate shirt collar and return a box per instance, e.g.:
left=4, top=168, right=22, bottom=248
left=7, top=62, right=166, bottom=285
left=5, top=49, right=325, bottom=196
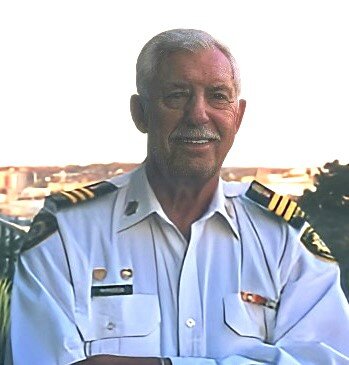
left=200, top=178, right=242, bottom=239
left=114, top=164, right=247, bottom=238
left=115, top=164, right=165, bottom=232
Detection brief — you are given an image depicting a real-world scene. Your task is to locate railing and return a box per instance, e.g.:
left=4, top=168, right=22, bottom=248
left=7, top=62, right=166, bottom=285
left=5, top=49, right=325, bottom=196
left=0, top=215, right=31, bottom=365
left=0, top=215, right=31, bottom=280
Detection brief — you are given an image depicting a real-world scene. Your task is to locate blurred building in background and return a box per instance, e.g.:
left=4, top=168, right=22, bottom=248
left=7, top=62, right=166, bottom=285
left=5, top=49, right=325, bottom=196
left=1, top=163, right=317, bottom=220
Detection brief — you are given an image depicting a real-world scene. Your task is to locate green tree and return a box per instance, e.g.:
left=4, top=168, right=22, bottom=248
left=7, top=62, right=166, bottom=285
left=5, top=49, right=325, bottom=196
left=0, top=278, right=10, bottom=365
left=298, top=160, right=349, bottom=297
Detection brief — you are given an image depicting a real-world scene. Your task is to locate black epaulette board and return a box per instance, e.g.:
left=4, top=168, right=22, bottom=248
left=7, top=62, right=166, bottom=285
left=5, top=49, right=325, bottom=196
left=21, top=181, right=118, bottom=252
left=246, top=180, right=336, bottom=263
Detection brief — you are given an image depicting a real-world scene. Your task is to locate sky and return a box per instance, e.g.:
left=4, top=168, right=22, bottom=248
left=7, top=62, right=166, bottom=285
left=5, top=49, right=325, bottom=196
left=0, top=0, right=348, bottom=168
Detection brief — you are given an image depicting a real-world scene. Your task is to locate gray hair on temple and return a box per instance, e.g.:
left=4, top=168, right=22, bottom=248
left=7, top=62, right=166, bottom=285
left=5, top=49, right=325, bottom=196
left=136, top=28, right=241, bottom=98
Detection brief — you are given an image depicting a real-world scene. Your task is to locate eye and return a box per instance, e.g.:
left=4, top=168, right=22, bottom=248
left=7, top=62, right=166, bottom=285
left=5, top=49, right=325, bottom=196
left=165, top=91, right=189, bottom=99
left=163, top=90, right=189, bottom=109
left=212, top=92, right=230, bottom=101
left=208, top=90, right=235, bottom=109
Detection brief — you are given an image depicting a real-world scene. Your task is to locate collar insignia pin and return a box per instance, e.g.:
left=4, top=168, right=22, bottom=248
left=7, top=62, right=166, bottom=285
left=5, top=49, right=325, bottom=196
left=92, top=268, right=107, bottom=281
left=120, top=268, right=133, bottom=280
left=124, top=201, right=139, bottom=216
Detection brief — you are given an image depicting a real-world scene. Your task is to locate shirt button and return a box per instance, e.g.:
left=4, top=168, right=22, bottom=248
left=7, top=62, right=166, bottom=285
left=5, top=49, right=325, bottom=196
left=185, top=318, right=196, bottom=328
left=106, top=322, right=116, bottom=330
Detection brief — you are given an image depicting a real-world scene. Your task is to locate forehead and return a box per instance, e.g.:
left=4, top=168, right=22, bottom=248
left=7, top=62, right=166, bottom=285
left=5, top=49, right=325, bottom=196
left=156, top=48, right=234, bottom=87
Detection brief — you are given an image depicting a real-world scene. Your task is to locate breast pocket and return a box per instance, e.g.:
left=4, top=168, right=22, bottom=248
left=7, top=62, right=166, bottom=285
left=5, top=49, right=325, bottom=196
left=223, top=293, right=276, bottom=341
left=86, top=294, right=161, bottom=357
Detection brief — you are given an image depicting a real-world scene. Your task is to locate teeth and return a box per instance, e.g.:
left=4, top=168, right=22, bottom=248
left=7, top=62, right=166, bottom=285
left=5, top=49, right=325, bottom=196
left=183, top=139, right=209, bottom=144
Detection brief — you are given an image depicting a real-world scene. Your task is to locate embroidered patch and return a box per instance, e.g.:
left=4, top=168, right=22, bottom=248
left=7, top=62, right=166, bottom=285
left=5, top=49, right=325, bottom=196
left=300, top=225, right=336, bottom=262
left=246, top=180, right=337, bottom=263
left=21, top=211, right=58, bottom=252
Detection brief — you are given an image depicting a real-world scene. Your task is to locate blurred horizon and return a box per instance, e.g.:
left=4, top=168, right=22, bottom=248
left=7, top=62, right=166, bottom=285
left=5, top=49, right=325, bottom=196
left=1, top=158, right=347, bottom=170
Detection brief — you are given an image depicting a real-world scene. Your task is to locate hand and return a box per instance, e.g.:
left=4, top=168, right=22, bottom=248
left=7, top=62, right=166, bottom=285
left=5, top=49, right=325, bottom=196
left=75, top=355, right=172, bottom=365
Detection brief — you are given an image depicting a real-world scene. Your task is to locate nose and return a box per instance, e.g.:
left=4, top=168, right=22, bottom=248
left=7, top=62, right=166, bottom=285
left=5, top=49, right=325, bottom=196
left=184, top=94, right=210, bottom=125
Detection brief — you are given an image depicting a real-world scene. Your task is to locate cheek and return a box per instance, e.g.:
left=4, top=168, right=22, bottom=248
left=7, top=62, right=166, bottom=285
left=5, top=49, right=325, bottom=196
left=214, top=110, right=239, bottom=138
left=152, top=107, right=183, bottom=136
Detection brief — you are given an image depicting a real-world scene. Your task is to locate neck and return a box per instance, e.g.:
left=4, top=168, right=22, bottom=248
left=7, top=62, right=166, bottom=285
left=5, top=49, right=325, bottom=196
left=145, top=162, right=219, bottom=240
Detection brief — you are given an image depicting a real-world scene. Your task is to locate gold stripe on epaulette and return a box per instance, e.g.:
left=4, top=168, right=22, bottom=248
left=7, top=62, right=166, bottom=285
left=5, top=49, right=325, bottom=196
left=60, top=191, right=78, bottom=203
left=69, top=189, right=87, bottom=201
left=275, top=196, right=289, bottom=216
left=268, top=193, right=302, bottom=222
left=246, top=181, right=307, bottom=229
left=79, top=187, right=95, bottom=198
left=283, top=201, right=297, bottom=221
left=268, top=193, right=281, bottom=211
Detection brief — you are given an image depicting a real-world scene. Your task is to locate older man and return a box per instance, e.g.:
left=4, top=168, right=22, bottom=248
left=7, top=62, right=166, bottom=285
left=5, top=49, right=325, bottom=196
left=6, top=29, right=349, bottom=365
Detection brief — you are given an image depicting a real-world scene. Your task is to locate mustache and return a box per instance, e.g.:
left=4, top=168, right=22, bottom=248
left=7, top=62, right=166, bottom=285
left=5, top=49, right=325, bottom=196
left=169, top=125, right=221, bottom=141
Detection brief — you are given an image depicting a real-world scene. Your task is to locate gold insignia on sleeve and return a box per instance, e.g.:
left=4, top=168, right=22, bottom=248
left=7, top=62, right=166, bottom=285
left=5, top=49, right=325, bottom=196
left=245, top=180, right=337, bottom=263
left=21, top=211, right=58, bottom=252
left=300, top=225, right=336, bottom=262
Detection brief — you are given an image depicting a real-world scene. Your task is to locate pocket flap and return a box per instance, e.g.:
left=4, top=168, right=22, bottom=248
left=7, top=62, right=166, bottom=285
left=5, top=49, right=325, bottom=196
left=88, top=294, right=160, bottom=340
left=224, top=293, right=266, bottom=340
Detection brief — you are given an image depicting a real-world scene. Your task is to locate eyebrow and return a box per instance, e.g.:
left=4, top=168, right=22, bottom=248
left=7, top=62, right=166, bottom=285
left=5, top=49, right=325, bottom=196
left=163, top=82, right=190, bottom=89
left=208, top=85, right=234, bottom=96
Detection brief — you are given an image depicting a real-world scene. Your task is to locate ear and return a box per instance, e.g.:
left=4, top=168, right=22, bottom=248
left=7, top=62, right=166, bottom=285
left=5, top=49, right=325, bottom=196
left=234, top=99, right=246, bottom=134
left=130, top=94, right=148, bottom=134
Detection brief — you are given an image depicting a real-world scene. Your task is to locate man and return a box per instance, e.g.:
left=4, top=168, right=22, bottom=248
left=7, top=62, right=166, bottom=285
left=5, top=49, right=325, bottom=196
left=6, top=29, right=349, bottom=364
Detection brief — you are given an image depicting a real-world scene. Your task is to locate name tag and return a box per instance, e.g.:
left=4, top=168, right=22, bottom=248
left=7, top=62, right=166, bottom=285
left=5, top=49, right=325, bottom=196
left=91, top=284, right=133, bottom=297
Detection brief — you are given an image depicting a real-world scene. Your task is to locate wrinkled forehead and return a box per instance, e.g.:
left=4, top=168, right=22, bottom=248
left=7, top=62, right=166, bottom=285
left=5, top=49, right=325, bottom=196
left=155, top=48, right=234, bottom=86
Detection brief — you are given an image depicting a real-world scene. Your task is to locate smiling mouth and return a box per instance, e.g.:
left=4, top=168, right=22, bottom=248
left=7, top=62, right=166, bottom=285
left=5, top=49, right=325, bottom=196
left=172, top=137, right=219, bottom=145
left=181, top=139, right=211, bottom=144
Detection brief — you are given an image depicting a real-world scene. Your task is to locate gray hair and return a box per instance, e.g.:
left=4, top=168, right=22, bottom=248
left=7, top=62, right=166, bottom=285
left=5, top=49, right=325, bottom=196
left=136, top=29, right=241, bottom=98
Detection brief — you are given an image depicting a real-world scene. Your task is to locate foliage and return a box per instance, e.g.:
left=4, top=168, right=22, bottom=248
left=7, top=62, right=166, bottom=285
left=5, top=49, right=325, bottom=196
left=0, top=215, right=30, bottom=280
left=298, top=160, right=349, bottom=297
left=0, top=278, right=11, bottom=365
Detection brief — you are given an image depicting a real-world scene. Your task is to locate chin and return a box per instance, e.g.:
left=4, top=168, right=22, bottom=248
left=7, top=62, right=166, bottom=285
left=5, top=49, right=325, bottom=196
left=167, top=159, right=219, bottom=181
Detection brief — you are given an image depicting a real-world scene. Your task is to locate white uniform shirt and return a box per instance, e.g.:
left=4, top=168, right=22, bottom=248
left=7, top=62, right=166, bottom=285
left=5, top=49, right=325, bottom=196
left=6, top=165, right=349, bottom=365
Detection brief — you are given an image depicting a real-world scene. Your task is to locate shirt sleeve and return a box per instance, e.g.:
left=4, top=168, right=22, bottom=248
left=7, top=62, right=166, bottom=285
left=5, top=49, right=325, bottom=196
left=169, top=229, right=349, bottom=365
left=8, top=230, right=87, bottom=365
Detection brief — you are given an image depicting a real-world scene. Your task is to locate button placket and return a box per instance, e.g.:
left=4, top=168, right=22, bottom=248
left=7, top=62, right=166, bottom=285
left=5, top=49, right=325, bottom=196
left=106, top=321, right=116, bottom=331
left=178, top=223, right=203, bottom=356
left=185, top=318, right=196, bottom=328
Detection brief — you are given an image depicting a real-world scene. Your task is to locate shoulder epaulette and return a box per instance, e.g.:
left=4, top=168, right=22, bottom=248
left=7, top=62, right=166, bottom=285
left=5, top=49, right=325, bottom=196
left=45, top=181, right=118, bottom=212
left=21, top=181, right=118, bottom=252
left=246, top=180, right=336, bottom=263
left=21, top=211, right=58, bottom=252
left=245, top=180, right=306, bottom=229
